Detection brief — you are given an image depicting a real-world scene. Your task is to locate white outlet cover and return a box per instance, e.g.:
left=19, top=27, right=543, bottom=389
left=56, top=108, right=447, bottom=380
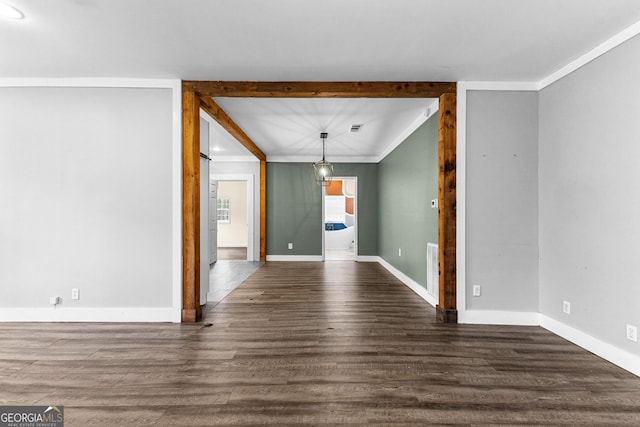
left=473, top=285, right=481, bottom=297
left=627, top=324, right=638, bottom=342
left=563, top=301, right=571, bottom=314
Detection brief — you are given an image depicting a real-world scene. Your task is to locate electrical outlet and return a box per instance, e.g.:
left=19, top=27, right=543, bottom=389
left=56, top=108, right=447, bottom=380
left=49, top=296, right=60, bottom=305
left=288, top=243, right=293, bottom=250
left=71, top=288, right=79, bottom=300
left=626, top=324, right=638, bottom=342
left=563, top=300, right=571, bottom=315
left=473, top=285, right=481, bottom=297
left=398, top=248, right=402, bottom=257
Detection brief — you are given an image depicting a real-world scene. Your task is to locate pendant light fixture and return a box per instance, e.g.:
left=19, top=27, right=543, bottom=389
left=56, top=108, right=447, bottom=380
left=313, top=132, right=333, bottom=186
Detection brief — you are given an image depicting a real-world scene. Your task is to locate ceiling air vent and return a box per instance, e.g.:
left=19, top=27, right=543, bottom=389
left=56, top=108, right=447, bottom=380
left=349, top=124, right=363, bottom=133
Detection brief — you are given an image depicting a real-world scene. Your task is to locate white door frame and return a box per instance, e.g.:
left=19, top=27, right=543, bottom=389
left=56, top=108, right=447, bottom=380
left=321, top=176, right=358, bottom=261
left=210, top=174, right=255, bottom=261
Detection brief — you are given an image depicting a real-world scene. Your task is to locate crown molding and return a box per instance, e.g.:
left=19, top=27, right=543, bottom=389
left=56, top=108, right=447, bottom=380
left=539, top=20, right=640, bottom=90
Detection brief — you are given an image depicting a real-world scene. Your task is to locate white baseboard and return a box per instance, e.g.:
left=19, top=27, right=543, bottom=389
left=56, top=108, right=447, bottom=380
left=266, top=255, right=323, bottom=261
left=356, top=256, right=379, bottom=262
left=0, top=307, right=181, bottom=323
left=377, top=257, right=438, bottom=307
left=374, top=255, right=639, bottom=377
left=459, top=310, right=541, bottom=326
left=540, top=315, right=640, bottom=378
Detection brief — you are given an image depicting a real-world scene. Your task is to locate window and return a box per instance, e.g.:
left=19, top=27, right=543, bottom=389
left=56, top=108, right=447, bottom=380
left=217, top=196, right=230, bottom=223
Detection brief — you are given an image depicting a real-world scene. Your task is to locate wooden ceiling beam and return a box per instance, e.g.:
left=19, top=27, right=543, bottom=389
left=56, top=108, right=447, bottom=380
left=183, top=81, right=456, bottom=98
left=199, top=96, right=266, bottom=161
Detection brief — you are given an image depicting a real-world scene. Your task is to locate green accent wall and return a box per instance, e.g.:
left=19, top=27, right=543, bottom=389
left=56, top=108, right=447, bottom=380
left=266, top=162, right=378, bottom=256
left=378, top=113, right=439, bottom=288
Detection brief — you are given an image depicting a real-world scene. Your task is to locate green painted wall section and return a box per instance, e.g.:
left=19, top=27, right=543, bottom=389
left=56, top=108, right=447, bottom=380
left=266, top=163, right=378, bottom=256
left=266, top=163, right=322, bottom=255
left=378, top=113, right=439, bottom=288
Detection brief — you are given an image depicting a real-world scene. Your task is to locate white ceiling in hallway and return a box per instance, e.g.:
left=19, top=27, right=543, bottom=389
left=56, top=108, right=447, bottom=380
left=211, top=97, right=438, bottom=162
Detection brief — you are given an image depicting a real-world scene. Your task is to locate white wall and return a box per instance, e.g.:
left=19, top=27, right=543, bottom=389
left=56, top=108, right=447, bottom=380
left=217, top=181, right=248, bottom=247
left=539, top=34, right=640, bottom=353
left=0, top=85, right=179, bottom=321
left=211, top=161, right=260, bottom=261
left=465, top=91, right=539, bottom=313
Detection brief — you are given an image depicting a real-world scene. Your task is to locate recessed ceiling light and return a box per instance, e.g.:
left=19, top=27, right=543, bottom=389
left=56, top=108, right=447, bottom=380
left=212, top=146, right=223, bottom=152
left=0, top=2, right=24, bottom=19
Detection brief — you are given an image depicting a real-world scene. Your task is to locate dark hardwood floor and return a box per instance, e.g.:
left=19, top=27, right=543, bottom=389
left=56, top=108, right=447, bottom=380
left=1, top=261, right=639, bottom=425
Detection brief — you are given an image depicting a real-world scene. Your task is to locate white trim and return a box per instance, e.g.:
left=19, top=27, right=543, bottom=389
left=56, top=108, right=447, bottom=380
left=266, top=255, right=323, bottom=261
left=456, top=82, right=468, bottom=320
left=211, top=174, right=256, bottom=262
left=0, top=77, right=180, bottom=89
left=464, top=81, right=539, bottom=91
left=378, top=257, right=438, bottom=308
left=212, top=156, right=259, bottom=162
left=322, top=176, right=358, bottom=261
left=539, top=20, right=640, bottom=90
left=0, top=78, right=183, bottom=324
left=267, top=155, right=379, bottom=163
left=0, top=308, right=178, bottom=323
left=376, top=99, right=440, bottom=162
left=321, top=182, right=326, bottom=261
left=355, top=256, right=379, bottom=262
left=459, top=310, right=541, bottom=326
left=541, top=315, right=640, bottom=378
left=170, top=80, right=183, bottom=323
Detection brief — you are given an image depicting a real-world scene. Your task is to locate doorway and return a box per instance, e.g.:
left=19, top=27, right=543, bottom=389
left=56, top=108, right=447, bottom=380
left=210, top=175, right=255, bottom=261
left=323, top=177, right=357, bottom=261
left=206, top=174, right=261, bottom=306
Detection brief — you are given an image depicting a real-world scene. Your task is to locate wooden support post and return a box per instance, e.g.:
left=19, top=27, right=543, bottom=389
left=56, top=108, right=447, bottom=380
left=437, top=92, right=457, bottom=324
left=182, top=89, right=202, bottom=323
left=260, top=160, right=267, bottom=262
left=181, top=80, right=457, bottom=323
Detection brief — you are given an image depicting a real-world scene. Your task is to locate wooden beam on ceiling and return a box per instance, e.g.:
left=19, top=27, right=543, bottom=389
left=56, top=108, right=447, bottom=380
left=183, top=81, right=457, bottom=98
left=199, top=96, right=266, bottom=161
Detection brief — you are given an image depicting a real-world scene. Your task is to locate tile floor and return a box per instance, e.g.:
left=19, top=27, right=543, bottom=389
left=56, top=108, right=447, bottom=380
left=205, top=260, right=263, bottom=307
left=325, top=248, right=355, bottom=260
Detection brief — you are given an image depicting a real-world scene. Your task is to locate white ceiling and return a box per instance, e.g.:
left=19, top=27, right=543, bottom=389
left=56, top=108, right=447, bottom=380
left=210, top=97, right=438, bottom=162
left=3, top=0, right=640, bottom=160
